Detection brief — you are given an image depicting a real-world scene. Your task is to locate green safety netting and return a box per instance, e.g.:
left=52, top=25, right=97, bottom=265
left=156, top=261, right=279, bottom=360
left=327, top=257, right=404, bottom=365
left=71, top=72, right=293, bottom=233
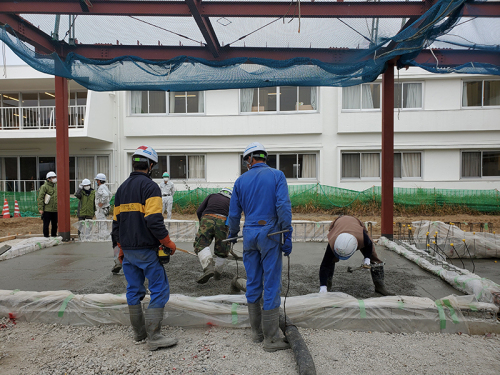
left=1, top=185, right=499, bottom=217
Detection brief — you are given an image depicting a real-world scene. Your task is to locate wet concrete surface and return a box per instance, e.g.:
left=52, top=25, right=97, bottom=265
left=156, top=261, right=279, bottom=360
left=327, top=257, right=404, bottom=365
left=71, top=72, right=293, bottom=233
left=0, top=240, right=489, bottom=301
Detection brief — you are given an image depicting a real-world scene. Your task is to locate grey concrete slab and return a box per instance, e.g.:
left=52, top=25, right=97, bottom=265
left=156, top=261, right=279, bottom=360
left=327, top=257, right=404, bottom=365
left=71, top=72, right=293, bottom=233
left=0, top=241, right=495, bottom=300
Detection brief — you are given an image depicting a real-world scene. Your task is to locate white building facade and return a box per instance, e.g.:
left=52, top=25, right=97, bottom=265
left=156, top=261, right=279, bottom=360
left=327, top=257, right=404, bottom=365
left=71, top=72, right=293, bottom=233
left=1, top=65, right=499, bottom=193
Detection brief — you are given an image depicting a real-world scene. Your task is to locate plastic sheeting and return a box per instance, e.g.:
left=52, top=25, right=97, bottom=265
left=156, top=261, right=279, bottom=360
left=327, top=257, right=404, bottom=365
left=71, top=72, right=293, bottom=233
left=409, top=221, right=500, bottom=259
left=74, top=220, right=334, bottom=243
left=379, top=237, right=500, bottom=308
left=0, top=237, right=62, bottom=261
left=0, top=290, right=498, bottom=335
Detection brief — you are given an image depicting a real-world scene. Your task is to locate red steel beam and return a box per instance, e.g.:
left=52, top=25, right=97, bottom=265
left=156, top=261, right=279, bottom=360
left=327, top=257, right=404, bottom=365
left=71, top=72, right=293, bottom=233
left=0, top=13, right=56, bottom=54
left=381, top=60, right=395, bottom=240
left=55, top=76, right=71, bottom=242
left=186, top=0, right=220, bottom=57
left=1, top=1, right=498, bottom=18
left=65, top=44, right=500, bottom=68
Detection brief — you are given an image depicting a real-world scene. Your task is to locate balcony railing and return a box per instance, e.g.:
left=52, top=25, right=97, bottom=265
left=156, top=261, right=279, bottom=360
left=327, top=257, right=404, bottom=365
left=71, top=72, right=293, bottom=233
left=0, top=105, right=86, bottom=130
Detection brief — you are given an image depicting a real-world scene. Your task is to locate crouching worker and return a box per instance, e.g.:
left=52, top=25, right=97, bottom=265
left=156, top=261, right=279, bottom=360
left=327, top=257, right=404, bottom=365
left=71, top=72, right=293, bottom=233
left=194, top=188, right=232, bottom=284
left=112, top=145, right=178, bottom=351
left=319, top=215, right=394, bottom=296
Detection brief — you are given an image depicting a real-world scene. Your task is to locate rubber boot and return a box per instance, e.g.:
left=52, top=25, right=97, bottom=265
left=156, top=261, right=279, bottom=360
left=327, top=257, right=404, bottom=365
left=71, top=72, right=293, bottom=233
left=144, top=308, right=178, bottom=351
left=111, top=258, right=122, bottom=274
left=247, top=302, right=264, bottom=343
left=128, top=304, right=147, bottom=342
left=262, top=308, right=290, bottom=352
left=197, top=247, right=215, bottom=284
left=370, top=263, right=395, bottom=296
left=214, top=257, right=227, bottom=281
left=326, top=277, right=333, bottom=292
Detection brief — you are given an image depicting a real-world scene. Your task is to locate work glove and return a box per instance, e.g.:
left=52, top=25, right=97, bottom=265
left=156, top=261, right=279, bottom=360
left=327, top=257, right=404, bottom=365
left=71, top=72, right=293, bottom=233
left=78, top=183, right=83, bottom=189
left=160, top=235, right=176, bottom=255
left=281, top=228, right=293, bottom=256
left=319, top=286, right=327, bottom=294
left=227, top=232, right=238, bottom=244
left=363, top=258, right=371, bottom=267
left=117, top=243, right=124, bottom=264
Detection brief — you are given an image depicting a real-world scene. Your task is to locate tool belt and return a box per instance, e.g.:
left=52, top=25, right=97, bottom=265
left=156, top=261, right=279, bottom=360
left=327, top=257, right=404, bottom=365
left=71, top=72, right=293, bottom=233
left=204, top=213, right=226, bottom=220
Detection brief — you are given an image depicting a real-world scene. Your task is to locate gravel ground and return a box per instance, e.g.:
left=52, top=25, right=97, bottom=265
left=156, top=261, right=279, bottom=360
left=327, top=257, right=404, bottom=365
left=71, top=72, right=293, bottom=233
left=1, top=317, right=499, bottom=375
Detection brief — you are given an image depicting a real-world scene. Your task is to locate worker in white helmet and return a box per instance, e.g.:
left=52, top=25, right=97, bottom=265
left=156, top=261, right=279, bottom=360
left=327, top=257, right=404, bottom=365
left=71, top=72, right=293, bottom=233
left=227, top=142, right=291, bottom=353
left=319, top=215, right=393, bottom=296
left=94, top=173, right=111, bottom=220
left=159, top=172, right=176, bottom=220
left=37, top=171, right=58, bottom=237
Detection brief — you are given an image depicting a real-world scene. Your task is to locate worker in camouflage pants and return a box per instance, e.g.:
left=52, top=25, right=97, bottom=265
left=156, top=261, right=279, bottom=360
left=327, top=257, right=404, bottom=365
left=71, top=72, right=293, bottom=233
left=194, top=188, right=232, bottom=284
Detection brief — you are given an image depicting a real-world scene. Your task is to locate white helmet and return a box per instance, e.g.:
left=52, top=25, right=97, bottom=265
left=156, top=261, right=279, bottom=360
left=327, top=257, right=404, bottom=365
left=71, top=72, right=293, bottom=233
left=95, top=173, right=106, bottom=182
left=333, top=233, right=358, bottom=260
left=133, top=145, right=158, bottom=164
left=243, top=142, right=267, bottom=160
left=46, top=171, right=56, bottom=179
left=219, top=187, right=232, bottom=199
left=82, top=178, right=91, bottom=186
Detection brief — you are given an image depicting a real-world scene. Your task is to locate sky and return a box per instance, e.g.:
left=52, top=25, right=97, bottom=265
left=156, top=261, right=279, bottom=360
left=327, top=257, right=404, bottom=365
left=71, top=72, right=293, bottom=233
left=2, top=41, right=27, bottom=65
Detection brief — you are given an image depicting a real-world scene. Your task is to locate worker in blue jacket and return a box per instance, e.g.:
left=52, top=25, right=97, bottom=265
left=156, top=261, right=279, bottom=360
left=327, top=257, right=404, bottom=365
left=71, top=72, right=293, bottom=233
left=227, top=142, right=292, bottom=353
left=112, top=145, right=178, bottom=351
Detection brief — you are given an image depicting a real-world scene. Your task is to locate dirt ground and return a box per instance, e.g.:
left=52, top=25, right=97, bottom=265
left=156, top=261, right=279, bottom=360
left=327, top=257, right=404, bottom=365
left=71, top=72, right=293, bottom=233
left=1, top=213, right=499, bottom=238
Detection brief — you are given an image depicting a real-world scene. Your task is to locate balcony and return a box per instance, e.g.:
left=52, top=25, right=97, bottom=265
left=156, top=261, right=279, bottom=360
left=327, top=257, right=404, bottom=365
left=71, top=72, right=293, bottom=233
left=0, top=105, right=86, bottom=130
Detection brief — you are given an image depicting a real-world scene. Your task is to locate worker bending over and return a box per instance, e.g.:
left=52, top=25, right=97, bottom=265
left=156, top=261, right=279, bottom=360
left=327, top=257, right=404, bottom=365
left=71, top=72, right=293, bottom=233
left=194, top=188, right=232, bottom=284
left=112, top=145, right=178, bottom=351
left=228, top=142, right=291, bottom=352
left=319, top=215, right=393, bottom=296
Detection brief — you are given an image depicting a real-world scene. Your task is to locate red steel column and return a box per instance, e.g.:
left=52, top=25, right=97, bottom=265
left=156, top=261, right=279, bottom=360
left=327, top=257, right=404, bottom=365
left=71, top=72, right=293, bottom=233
left=55, top=76, right=71, bottom=241
left=381, top=61, right=395, bottom=239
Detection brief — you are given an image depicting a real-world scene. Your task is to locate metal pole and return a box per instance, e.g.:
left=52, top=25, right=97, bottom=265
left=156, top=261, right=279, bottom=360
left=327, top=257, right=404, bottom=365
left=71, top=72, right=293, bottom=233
left=381, top=60, right=395, bottom=239
left=55, top=76, right=70, bottom=241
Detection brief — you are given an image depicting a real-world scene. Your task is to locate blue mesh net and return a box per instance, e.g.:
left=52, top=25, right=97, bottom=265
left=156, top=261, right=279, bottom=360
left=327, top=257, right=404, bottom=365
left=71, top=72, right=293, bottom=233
left=1, top=0, right=499, bottom=91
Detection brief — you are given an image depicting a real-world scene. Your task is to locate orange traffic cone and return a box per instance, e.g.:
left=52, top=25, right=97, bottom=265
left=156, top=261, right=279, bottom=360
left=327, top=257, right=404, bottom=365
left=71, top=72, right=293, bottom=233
left=14, top=200, right=21, bottom=218
left=2, top=199, right=10, bottom=219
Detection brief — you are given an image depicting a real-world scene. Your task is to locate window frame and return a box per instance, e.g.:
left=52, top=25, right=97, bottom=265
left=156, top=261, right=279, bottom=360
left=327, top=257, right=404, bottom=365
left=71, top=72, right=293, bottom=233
left=461, top=79, right=500, bottom=109
left=239, top=152, right=318, bottom=180
left=460, top=150, right=500, bottom=179
left=394, top=81, right=424, bottom=110
left=239, top=86, right=319, bottom=114
left=153, top=154, right=206, bottom=181
left=129, top=90, right=205, bottom=116
left=341, top=151, right=423, bottom=180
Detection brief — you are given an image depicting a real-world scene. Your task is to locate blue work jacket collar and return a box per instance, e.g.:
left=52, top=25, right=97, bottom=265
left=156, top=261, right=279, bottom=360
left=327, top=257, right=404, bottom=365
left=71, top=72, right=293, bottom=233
left=250, top=162, right=268, bottom=169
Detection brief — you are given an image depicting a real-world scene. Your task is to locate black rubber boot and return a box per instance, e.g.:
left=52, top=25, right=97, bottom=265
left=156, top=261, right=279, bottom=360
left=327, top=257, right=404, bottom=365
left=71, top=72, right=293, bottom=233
left=111, top=259, right=122, bottom=274
left=262, top=308, right=290, bottom=352
left=247, top=301, right=264, bottom=343
left=145, top=308, right=178, bottom=351
left=370, top=263, right=395, bottom=296
left=197, top=261, right=215, bottom=284
left=128, top=304, right=147, bottom=342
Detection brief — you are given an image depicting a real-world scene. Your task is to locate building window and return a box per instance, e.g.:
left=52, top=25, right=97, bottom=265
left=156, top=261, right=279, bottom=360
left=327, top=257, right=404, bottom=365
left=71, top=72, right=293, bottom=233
left=239, top=153, right=317, bottom=179
left=0, top=155, right=109, bottom=192
left=342, top=83, right=381, bottom=110
left=342, top=82, right=422, bottom=110
left=240, top=87, right=318, bottom=113
left=131, top=91, right=204, bottom=114
left=394, top=82, right=423, bottom=109
left=462, top=80, right=500, bottom=107
left=341, top=152, right=421, bottom=179
left=153, top=154, right=205, bottom=180
left=462, top=151, right=500, bottom=178
left=169, top=91, right=204, bottom=113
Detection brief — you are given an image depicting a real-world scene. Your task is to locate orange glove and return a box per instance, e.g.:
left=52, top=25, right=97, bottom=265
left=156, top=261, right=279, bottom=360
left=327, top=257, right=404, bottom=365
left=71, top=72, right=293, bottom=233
left=117, top=243, right=124, bottom=264
left=160, top=235, right=176, bottom=255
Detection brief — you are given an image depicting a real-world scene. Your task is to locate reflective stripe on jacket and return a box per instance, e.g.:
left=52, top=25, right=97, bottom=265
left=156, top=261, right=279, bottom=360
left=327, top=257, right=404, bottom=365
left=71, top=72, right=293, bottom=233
left=112, top=171, right=169, bottom=250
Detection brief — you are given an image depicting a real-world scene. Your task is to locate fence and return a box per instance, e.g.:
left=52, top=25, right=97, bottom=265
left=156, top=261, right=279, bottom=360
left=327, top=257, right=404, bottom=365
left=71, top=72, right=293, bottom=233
left=0, top=105, right=86, bottom=130
left=1, top=185, right=499, bottom=217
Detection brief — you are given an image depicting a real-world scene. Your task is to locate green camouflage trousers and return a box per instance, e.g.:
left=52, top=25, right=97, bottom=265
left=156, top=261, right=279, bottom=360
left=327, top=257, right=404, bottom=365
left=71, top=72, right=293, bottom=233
left=194, top=215, right=230, bottom=258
